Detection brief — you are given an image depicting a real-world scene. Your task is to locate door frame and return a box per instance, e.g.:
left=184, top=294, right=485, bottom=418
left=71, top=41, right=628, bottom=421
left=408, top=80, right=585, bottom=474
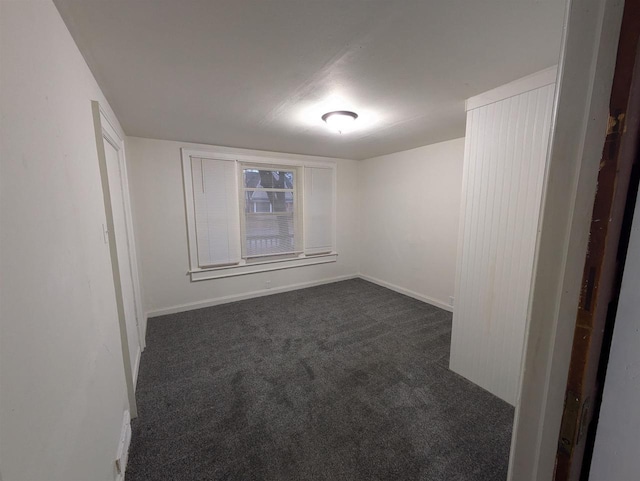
left=97, top=104, right=146, bottom=355
left=92, top=101, right=145, bottom=417
left=554, top=0, right=640, bottom=476
left=507, top=0, right=626, bottom=479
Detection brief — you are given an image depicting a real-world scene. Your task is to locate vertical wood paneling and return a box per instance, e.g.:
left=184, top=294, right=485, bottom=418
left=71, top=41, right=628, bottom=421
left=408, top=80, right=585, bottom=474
left=450, top=83, right=555, bottom=405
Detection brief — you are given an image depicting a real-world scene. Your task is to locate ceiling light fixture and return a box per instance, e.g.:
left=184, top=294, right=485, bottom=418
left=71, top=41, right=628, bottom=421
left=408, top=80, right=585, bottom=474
left=322, top=110, right=358, bottom=133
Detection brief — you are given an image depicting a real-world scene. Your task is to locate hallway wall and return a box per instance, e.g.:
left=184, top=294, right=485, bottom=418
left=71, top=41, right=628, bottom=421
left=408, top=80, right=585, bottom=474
left=0, top=1, right=130, bottom=479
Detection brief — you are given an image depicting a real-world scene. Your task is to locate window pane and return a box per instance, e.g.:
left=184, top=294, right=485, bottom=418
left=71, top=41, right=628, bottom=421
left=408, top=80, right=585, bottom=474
left=245, top=212, right=295, bottom=256
left=242, top=166, right=297, bottom=258
left=244, top=191, right=294, bottom=213
left=243, top=169, right=294, bottom=189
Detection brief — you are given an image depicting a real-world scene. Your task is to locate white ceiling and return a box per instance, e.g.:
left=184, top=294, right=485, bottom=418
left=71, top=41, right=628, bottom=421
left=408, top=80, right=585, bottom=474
left=54, top=0, right=566, bottom=160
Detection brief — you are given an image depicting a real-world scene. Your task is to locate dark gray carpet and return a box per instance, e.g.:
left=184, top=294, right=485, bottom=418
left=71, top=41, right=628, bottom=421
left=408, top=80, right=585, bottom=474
left=127, top=279, right=513, bottom=481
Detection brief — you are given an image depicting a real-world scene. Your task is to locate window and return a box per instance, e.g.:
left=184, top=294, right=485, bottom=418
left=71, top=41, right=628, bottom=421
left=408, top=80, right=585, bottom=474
left=182, top=149, right=336, bottom=280
left=241, top=166, right=300, bottom=258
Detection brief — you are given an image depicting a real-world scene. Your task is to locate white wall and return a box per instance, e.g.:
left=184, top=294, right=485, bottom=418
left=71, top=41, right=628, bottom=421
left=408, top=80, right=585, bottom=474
left=589, top=188, right=640, bottom=481
left=126, top=137, right=360, bottom=317
left=450, top=72, right=556, bottom=405
left=359, top=139, right=464, bottom=310
left=0, top=1, right=130, bottom=480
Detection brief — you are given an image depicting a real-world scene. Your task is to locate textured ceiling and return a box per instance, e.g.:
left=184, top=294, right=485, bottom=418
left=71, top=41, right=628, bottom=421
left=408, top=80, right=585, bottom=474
left=55, top=0, right=566, bottom=160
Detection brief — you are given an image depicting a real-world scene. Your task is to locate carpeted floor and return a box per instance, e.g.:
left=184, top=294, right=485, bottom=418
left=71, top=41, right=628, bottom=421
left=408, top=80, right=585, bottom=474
left=127, top=279, right=514, bottom=481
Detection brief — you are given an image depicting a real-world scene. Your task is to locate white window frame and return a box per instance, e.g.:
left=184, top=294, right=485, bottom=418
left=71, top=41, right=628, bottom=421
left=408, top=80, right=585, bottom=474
left=181, top=148, right=337, bottom=281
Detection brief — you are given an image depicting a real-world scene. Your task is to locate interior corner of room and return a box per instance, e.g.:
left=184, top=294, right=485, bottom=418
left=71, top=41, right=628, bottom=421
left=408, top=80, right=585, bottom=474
left=2, top=0, right=638, bottom=480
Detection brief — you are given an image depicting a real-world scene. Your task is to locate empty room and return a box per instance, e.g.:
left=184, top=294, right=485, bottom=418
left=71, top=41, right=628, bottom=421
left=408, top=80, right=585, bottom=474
left=3, top=0, right=640, bottom=480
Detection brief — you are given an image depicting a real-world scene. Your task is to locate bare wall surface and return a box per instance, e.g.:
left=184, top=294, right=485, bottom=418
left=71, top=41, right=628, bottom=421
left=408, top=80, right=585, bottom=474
left=125, top=137, right=361, bottom=316
left=359, top=139, right=465, bottom=310
left=0, top=1, right=130, bottom=480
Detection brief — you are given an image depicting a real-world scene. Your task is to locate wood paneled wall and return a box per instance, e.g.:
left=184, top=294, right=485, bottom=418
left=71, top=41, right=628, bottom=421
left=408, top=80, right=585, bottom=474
left=450, top=71, right=556, bottom=405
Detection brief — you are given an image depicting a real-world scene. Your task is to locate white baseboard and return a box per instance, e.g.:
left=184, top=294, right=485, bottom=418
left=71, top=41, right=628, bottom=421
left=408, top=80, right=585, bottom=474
left=140, top=314, right=148, bottom=352
left=146, top=273, right=452, bottom=318
left=132, top=346, right=141, bottom=391
left=146, top=274, right=359, bottom=318
left=115, top=410, right=131, bottom=481
left=358, top=273, right=454, bottom=312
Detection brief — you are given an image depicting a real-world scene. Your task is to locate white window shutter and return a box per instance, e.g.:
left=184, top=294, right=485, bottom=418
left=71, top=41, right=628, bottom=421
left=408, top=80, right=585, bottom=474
left=190, top=157, right=240, bottom=267
left=304, top=166, right=334, bottom=255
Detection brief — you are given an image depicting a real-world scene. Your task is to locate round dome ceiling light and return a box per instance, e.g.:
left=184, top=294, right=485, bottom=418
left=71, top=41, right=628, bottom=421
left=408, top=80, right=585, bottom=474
left=322, top=110, right=358, bottom=134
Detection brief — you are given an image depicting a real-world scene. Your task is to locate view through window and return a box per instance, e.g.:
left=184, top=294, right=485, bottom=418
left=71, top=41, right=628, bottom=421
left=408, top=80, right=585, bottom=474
left=242, top=167, right=298, bottom=258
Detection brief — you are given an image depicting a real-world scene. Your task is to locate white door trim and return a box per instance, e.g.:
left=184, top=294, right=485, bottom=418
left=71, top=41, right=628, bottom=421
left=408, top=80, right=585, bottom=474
left=92, top=101, right=139, bottom=417
left=99, top=105, right=146, bottom=352
left=508, top=0, right=625, bottom=479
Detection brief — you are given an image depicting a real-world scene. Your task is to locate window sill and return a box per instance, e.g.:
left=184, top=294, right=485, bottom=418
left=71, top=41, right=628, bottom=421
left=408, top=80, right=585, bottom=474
left=188, top=252, right=338, bottom=281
